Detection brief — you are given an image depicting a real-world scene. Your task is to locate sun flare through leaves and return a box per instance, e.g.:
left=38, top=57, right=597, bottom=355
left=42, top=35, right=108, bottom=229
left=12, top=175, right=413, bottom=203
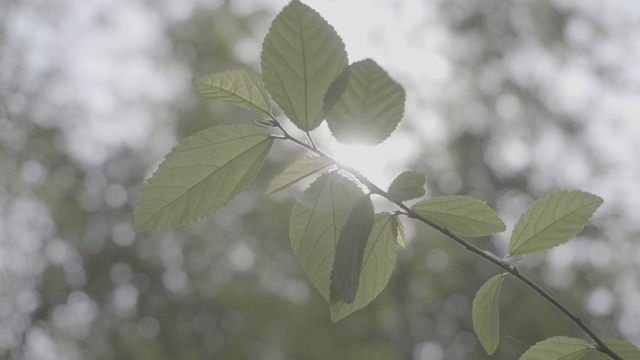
left=133, top=3, right=622, bottom=358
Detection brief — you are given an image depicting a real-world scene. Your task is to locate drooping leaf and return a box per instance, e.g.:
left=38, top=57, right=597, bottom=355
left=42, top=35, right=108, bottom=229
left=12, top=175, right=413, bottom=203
left=392, top=215, right=406, bottom=248
left=135, top=126, right=273, bottom=231
left=261, top=0, right=348, bottom=131
left=411, top=196, right=506, bottom=237
left=290, top=172, right=363, bottom=301
left=325, top=59, right=406, bottom=145
left=331, top=195, right=375, bottom=304
left=509, top=190, right=603, bottom=256
left=387, top=170, right=426, bottom=202
left=331, top=212, right=398, bottom=321
left=193, top=70, right=271, bottom=116
left=472, top=273, right=507, bottom=355
left=519, top=337, right=591, bottom=360
left=595, top=340, right=640, bottom=360
left=266, top=156, right=332, bottom=194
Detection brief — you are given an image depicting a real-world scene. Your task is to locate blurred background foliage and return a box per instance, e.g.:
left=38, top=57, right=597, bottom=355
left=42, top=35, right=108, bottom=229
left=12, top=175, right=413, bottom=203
left=1, top=0, right=639, bottom=359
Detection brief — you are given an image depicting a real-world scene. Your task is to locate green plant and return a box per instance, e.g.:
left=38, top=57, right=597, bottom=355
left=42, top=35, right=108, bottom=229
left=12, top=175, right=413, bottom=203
left=134, top=1, right=638, bottom=359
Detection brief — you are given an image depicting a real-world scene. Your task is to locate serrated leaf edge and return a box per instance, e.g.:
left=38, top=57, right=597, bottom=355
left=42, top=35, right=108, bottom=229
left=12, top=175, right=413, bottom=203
left=387, top=170, right=427, bottom=202
left=472, top=273, right=507, bottom=355
left=519, top=336, right=591, bottom=360
left=266, top=156, right=332, bottom=194
left=411, top=196, right=506, bottom=237
left=193, top=69, right=271, bottom=116
left=509, top=190, right=603, bottom=255
left=135, top=126, right=273, bottom=231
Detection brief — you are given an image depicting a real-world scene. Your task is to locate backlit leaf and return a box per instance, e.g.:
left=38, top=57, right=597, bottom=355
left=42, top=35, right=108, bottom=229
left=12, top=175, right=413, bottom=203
left=387, top=170, right=426, bottom=202
left=331, top=195, right=375, bottom=304
left=266, top=156, right=332, bottom=194
left=472, top=273, right=507, bottom=355
left=520, top=337, right=591, bottom=360
left=261, top=0, right=347, bottom=131
left=135, top=126, right=273, bottom=231
left=330, top=213, right=398, bottom=321
left=290, top=172, right=363, bottom=301
left=325, top=59, right=405, bottom=145
left=595, top=340, right=640, bottom=360
left=509, top=190, right=603, bottom=256
left=411, top=196, right=506, bottom=237
left=392, top=215, right=406, bottom=248
left=193, top=70, right=271, bottom=116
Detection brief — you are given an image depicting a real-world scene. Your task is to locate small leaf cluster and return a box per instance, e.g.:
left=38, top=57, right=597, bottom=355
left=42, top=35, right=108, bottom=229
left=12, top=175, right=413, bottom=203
left=134, top=1, right=637, bottom=359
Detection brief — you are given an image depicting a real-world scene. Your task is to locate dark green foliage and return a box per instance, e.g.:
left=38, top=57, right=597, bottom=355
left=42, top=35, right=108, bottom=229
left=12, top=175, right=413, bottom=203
left=331, top=195, right=375, bottom=304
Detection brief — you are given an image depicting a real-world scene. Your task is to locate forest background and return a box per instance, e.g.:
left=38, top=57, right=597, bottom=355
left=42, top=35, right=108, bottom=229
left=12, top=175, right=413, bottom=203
left=1, top=0, right=640, bottom=359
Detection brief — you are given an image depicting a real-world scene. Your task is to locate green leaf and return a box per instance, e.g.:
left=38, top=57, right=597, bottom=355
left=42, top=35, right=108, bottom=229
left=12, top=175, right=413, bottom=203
left=331, top=195, right=375, bottom=304
left=290, top=172, right=363, bottom=301
left=411, top=196, right=506, bottom=237
left=193, top=69, right=271, bottom=116
left=325, top=59, right=406, bottom=145
left=595, top=340, right=640, bottom=360
left=520, top=337, right=591, bottom=360
left=266, top=156, right=332, bottom=194
left=392, top=215, right=406, bottom=248
left=135, top=126, right=273, bottom=231
left=261, top=0, right=347, bottom=131
left=472, top=273, right=507, bottom=355
left=330, top=212, right=398, bottom=321
left=509, top=190, right=603, bottom=256
left=387, top=170, right=426, bottom=202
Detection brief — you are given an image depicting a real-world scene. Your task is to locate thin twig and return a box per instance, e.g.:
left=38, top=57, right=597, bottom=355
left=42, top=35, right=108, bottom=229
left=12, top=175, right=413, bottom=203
left=306, top=131, right=318, bottom=149
left=271, top=122, right=622, bottom=360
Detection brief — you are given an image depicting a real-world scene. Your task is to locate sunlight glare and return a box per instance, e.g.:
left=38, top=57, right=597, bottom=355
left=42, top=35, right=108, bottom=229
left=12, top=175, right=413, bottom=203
left=327, top=133, right=418, bottom=189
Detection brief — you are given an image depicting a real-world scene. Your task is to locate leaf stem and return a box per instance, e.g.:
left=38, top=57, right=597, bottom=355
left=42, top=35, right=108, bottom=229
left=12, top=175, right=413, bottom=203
left=273, top=121, right=622, bottom=360
left=269, top=114, right=335, bottom=160
left=306, top=131, right=319, bottom=150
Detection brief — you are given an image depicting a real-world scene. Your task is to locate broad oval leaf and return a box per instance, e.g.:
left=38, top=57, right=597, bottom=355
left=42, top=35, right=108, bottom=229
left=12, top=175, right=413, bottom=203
left=520, top=337, right=591, bottom=360
left=135, top=126, right=273, bottom=231
left=331, top=212, right=398, bottom=321
left=193, top=70, right=271, bottom=116
left=331, top=195, right=375, bottom=304
left=290, top=172, right=363, bottom=301
left=472, top=273, right=507, bottom=355
left=266, top=156, right=332, bottom=194
left=595, top=340, right=640, bottom=360
left=325, top=59, right=406, bottom=145
left=411, top=196, right=506, bottom=237
left=261, top=0, right=348, bottom=131
left=509, top=190, right=603, bottom=256
left=387, top=170, right=426, bottom=202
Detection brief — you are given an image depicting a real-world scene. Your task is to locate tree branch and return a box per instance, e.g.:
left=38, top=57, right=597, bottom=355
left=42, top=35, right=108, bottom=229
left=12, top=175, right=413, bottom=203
left=270, top=119, right=622, bottom=360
